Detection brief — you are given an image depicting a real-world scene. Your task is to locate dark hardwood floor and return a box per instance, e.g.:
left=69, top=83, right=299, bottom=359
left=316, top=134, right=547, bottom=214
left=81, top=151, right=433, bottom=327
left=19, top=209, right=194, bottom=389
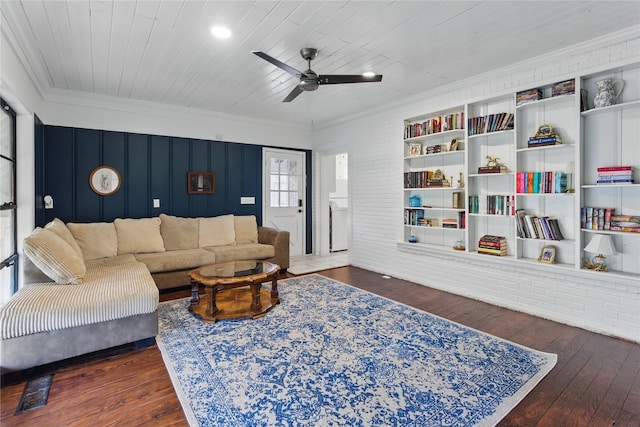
left=2, top=266, right=638, bottom=426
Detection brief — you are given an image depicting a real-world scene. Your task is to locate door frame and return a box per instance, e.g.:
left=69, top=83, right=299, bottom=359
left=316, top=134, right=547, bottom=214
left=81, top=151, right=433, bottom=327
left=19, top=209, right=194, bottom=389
left=262, top=147, right=307, bottom=256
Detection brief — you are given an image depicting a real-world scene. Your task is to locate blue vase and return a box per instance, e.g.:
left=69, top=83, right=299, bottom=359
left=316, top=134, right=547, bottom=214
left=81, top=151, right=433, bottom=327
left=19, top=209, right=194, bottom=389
left=409, top=195, right=421, bottom=207
left=408, top=235, right=417, bottom=243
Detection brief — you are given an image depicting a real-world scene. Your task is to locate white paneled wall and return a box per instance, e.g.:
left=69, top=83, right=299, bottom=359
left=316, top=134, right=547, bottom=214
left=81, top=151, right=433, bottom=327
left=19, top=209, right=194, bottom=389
left=313, top=29, right=640, bottom=342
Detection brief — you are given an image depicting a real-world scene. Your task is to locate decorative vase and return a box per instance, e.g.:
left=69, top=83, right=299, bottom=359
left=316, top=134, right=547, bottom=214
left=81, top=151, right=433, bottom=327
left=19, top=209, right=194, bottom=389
left=593, top=79, right=624, bottom=108
left=409, top=195, right=421, bottom=207
left=408, top=235, right=417, bottom=243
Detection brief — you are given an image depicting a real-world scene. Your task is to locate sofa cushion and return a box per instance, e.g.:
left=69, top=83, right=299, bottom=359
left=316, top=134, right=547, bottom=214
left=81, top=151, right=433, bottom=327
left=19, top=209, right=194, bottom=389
left=85, top=254, right=138, bottom=269
left=114, top=217, right=165, bottom=255
left=199, top=214, right=236, bottom=247
left=204, top=243, right=275, bottom=263
left=67, top=222, right=118, bottom=260
left=44, top=218, right=84, bottom=259
left=134, top=249, right=217, bottom=273
left=23, top=227, right=87, bottom=285
left=234, top=215, right=259, bottom=244
left=0, top=262, right=158, bottom=340
left=160, top=214, right=199, bottom=250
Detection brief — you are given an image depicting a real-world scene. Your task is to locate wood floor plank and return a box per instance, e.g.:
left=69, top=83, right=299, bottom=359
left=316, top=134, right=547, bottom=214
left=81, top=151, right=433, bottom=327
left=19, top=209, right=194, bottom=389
left=1, top=266, right=638, bottom=426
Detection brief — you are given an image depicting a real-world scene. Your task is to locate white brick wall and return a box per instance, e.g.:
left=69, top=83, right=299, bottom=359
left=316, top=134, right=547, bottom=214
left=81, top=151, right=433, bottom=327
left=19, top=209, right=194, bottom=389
left=313, top=28, right=640, bottom=342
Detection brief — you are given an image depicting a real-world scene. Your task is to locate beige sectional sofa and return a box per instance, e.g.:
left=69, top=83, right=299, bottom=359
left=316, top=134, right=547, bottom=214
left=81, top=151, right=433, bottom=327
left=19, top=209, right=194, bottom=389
left=0, top=214, right=289, bottom=373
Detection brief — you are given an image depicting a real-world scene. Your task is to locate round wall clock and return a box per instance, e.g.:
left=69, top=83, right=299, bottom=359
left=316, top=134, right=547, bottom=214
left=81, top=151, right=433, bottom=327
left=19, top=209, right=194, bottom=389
left=89, top=166, right=121, bottom=196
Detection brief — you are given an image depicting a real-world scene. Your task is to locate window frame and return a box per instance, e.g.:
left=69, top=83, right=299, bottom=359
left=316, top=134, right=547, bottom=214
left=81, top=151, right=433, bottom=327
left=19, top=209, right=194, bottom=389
left=1, top=97, right=18, bottom=298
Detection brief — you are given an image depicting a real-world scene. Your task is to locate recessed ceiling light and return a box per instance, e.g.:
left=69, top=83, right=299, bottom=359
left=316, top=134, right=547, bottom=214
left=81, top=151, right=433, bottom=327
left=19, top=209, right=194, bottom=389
left=210, top=26, right=232, bottom=39
left=362, top=71, right=376, bottom=78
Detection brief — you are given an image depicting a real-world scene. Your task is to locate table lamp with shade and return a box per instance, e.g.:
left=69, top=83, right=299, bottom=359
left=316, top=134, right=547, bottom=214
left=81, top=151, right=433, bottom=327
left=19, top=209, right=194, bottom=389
left=584, top=234, right=617, bottom=272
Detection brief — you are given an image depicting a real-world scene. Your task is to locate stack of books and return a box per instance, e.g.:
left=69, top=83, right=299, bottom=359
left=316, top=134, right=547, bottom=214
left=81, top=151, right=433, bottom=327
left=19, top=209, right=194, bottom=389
left=425, top=144, right=446, bottom=155
left=516, top=88, right=543, bottom=106
left=551, top=79, right=575, bottom=97
left=478, top=165, right=507, bottom=174
left=610, top=215, right=640, bottom=233
left=515, top=210, right=565, bottom=240
left=478, top=235, right=507, bottom=256
left=528, top=135, right=561, bottom=147
left=596, top=166, right=634, bottom=184
left=442, top=218, right=458, bottom=229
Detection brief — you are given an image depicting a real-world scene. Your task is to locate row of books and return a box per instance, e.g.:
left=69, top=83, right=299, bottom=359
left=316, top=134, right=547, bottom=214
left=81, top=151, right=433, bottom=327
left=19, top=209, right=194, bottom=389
left=404, top=171, right=452, bottom=188
left=515, top=210, right=565, bottom=240
left=478, top=235, right=507, bottom=256
left=468, top=113, right=514, bottom=136
left=581, top=208, right=639, bottom=233
left=404, top=112, right=465, bottom=139
left=516, top=171, right=572, bottom=194
left=403, top=210, right=466, bottom=229
left=468, top=195, right=514, bottom=216
left=595, top=166, right=634, bottom=185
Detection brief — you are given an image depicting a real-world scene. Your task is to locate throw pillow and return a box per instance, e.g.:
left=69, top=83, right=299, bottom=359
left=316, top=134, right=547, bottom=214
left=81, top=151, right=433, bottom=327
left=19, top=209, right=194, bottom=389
left=44, top=217, right=84, bottom=259
left=23, top=227, right=86, bottom=284
left=159, top=214, right=199, bottom=250
left=234, top=215, right=259, bottom=244
left=199, top=214, right=236, bottom=247
left=114, top=217, right=166, bottom=255
left=67, top=222, right=118, bottom=260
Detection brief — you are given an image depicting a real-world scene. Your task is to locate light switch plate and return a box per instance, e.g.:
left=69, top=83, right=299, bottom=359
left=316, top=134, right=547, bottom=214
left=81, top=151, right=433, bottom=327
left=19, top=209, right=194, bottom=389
left=153, top=199, right=160, bottom=208
left=240, top=197, right=255, bottom=205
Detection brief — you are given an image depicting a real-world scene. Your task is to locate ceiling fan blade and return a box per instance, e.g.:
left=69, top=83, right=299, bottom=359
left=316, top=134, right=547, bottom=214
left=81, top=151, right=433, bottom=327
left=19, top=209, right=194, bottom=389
left=252, top=51, right=305, bottom=78
left=318, top=74, right=383, bottom=85
left=283, top=85, right=304, bottom=102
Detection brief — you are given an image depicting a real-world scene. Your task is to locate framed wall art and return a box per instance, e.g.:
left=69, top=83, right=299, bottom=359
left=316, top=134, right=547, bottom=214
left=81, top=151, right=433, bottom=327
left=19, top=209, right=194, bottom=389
left=89, top=166, right=121, bottom=196
left=188, top=172, right=216, bottom=194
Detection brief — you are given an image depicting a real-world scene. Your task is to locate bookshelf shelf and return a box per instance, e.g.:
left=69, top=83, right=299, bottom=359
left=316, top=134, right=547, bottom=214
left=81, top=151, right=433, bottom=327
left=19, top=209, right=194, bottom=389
left=516, top=94, right=576, bottom=110
left=580, top=99, right=640, bottom=116
left=402, top=62, right=639, bottom=275
left=515, top=144, right=574, bottom=153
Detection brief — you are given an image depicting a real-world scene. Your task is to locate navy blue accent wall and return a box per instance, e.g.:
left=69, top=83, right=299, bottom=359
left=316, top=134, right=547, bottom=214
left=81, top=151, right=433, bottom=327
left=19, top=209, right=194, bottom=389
left=39, top=126, right=270, bottom=226
left=38, top=125, right=312, bottom=253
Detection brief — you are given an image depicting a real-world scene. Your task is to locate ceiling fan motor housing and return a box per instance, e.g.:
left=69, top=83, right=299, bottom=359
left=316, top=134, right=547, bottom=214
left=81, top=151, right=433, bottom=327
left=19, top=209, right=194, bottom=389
left=299, top=70, right=319, bottom=91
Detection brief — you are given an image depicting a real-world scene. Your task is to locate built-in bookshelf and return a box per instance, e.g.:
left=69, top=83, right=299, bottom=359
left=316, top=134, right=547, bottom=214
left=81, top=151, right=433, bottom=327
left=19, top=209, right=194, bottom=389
left=403, top=107, right=466, bottom=248
left=401, top=62, right=639, bottom=279
left=580, top=64, right=640, bottom=276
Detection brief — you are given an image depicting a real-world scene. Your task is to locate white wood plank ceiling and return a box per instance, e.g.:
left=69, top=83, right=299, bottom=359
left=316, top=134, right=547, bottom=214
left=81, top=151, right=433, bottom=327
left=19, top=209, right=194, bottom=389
left=2, top=1, right=639, bottom=126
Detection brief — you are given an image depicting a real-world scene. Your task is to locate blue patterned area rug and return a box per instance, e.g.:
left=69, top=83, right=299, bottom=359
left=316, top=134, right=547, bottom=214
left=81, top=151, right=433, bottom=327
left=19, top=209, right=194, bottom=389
left=157, top=274, right=556, bottom=426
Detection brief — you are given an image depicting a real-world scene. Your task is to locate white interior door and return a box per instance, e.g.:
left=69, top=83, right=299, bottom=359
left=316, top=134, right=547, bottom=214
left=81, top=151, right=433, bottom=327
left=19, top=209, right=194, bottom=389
left=263, top=148, right=305, bottom=257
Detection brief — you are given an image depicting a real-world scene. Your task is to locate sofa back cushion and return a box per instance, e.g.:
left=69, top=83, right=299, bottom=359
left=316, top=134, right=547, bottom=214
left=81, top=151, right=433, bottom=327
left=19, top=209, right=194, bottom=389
left=44, top=218, right=84, bottom=259
left=234, top=215, right=259, bottom=244
left=67, top=222, right=118, bottom=260
left=199, top=214, right=236, bottom=247
left=159, top=214, right=199, bottom=250
left=114, top=217, right=166, bottom=255
left=23, top=227, right=86, bottom=284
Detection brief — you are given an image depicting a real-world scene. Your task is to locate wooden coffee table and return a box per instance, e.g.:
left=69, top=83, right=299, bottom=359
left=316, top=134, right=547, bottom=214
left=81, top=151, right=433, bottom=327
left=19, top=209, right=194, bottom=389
left=188, top=260, right=280, bottom=323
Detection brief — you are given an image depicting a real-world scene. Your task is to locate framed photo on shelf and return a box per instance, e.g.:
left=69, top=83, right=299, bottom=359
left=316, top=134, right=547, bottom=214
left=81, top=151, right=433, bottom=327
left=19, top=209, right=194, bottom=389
left=188, top=171, right=216, bottom=194
left=449, top=137, right=459, bottom=151
left=538, top=245, right=556, bottom=264
left=409, top=142, right=422, bottom=156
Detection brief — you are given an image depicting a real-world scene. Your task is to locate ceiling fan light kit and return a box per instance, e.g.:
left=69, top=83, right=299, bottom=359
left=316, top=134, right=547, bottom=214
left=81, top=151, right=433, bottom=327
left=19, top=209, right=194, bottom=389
left=253, top=48, right=383, bottom=102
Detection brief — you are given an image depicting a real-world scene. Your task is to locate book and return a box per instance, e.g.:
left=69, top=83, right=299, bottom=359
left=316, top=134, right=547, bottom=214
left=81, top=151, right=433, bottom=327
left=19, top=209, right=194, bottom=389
left=597, top=170, right=632, bottom=176
left=597, top=166, right=632, bottom=172
left=478, top=166, right=507, bottom=174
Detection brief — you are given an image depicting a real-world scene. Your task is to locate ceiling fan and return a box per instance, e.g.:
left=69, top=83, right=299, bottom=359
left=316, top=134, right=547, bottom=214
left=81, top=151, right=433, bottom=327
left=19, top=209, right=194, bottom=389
left=252, top=48, right=383, bottom=102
